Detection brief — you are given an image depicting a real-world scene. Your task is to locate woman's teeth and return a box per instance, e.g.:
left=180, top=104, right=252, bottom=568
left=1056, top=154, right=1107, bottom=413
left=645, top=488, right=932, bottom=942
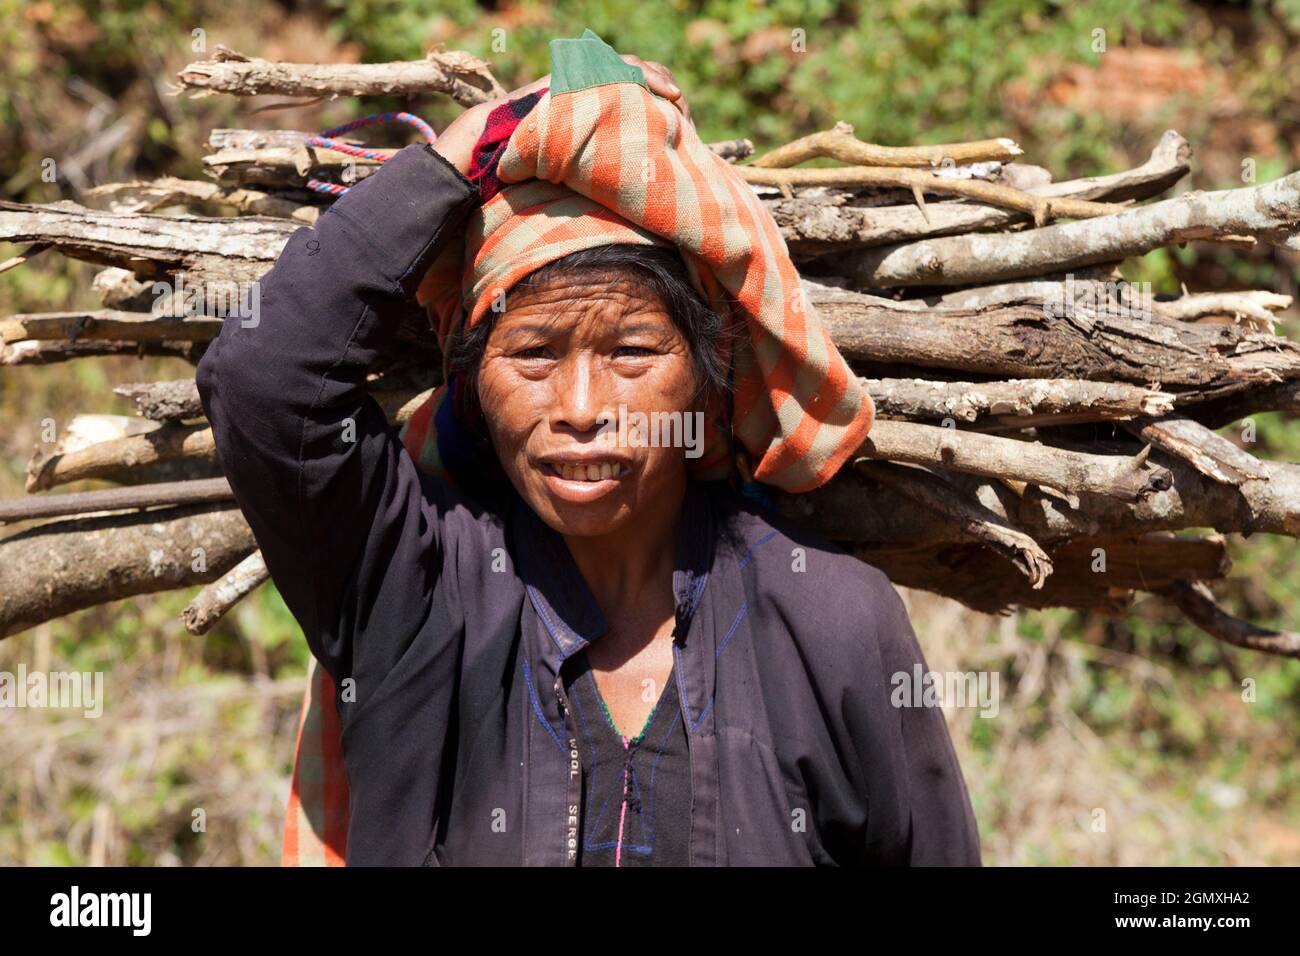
left=553, top=462, right=620, bottom=482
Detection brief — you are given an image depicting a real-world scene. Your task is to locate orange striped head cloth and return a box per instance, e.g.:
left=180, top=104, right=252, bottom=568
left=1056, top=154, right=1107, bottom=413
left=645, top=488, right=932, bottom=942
left=413, top=29, right=874, bottom=494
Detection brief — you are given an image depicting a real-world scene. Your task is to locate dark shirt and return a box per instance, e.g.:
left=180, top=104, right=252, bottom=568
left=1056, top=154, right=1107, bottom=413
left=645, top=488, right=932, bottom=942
left=195, top=141, right=983, bottom=866
left=564, top=649, right=692, bottom=866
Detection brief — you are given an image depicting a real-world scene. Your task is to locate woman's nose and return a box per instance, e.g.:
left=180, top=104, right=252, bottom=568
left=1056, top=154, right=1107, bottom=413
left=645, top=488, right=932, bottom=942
left=550, top=352, right=615, bottom=434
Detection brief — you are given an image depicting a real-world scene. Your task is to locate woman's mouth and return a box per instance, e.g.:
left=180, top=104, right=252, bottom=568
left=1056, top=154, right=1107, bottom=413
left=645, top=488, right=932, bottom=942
left=545, top=461, right=629, bottom=482
left=538, top=460, right=631, bottom=502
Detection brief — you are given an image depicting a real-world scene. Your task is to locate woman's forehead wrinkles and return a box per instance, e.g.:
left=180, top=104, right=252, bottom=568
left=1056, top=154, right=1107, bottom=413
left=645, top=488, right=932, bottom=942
left=493, top=280, right=676, bottom=341
left=494, top=311, right=676, bottom=344
left=509, top=280, right=661, bottom=311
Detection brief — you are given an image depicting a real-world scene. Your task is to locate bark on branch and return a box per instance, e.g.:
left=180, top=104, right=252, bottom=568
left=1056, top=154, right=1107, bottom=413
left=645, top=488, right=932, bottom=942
left=808, top=282, right=1300, bottom=389
left=855, top=533, right=1227, bottom=617
left=864, top=376, right=1175, bottom=426
left=740, top=164, right=1126, bottom=225
left=0, top=504, right=255, bottom=638
left=750, top=122, right=1022, bottom=168
left=772, top=130, right=1190, bottom=253
left=1157, top=580, right=1300, bottom=658
left=176, top=45, right=505, bottom=107
left=827, top=170, right=1300, bottom=287
left=855, top=419, right=1171, bottom=501
left=87, top=177, right=321, bottom=224
left=181, top=550, right=268, bottom=636
left=0, top=199, right=293, bottom=286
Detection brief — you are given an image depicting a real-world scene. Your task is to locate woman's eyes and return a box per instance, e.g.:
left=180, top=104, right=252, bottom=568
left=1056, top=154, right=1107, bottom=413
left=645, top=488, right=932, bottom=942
left=513, top=346, right=550, bottom=359
left=511, top=345, right=657, bottom=359
left=613, top=345, right=657, bottom=358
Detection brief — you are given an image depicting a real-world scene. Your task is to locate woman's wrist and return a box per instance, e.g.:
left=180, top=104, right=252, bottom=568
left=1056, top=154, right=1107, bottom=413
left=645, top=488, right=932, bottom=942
left=424, top=141, right=481, bottom=202
left=430, top=102, right=491, bottom=177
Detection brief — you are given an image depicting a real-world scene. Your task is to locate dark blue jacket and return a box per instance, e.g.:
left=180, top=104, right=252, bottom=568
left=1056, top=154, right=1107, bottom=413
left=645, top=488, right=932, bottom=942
left=195, top=142, right=982, bottom=866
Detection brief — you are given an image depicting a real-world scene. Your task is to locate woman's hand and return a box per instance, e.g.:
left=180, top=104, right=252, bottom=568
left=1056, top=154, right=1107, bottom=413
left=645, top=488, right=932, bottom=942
left=431, top=55, right=690, bottom=177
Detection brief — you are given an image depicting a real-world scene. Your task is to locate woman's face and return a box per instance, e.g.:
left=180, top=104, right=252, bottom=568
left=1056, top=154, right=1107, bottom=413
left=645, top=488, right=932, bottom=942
left=477, top=271, right=699, bottom=538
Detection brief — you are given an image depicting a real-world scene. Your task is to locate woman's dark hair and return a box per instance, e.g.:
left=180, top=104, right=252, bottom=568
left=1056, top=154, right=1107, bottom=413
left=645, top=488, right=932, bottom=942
left=445, top=243, right=739, bottom=449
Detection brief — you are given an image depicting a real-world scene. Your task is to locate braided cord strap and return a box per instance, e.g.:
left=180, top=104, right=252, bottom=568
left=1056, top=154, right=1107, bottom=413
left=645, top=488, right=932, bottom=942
left=303, top=111, right=438, bottom=196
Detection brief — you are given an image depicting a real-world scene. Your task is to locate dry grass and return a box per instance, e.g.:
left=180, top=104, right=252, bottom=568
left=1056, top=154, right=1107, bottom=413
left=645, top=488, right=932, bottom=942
left=904, top=588, right=1300, bottom=865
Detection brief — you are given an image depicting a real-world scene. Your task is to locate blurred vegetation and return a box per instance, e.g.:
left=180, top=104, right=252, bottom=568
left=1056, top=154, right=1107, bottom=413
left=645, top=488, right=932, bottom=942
left=2, top=0, right=1300, bottom=865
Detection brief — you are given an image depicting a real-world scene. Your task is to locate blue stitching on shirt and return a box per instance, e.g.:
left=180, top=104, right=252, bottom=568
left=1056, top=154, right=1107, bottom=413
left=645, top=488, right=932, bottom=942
left=673, top=643, right=715, bottom=734
left=635, top=698, right=681, bottom=854
left=522, top=656, right=565, bottom=754
left=527, top=583, right=577, bottom=658
left=569, top=672, right=620, bottom=845
left=717, top=599, right=748, bottom=657
left=738, top=529, right=779, bottom=570
left=692, top=530, right=776, bottom=726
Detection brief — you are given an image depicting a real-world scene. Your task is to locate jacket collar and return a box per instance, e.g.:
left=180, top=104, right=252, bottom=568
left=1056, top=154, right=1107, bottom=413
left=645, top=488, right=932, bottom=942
left=509, top=478, right=718, bottom=665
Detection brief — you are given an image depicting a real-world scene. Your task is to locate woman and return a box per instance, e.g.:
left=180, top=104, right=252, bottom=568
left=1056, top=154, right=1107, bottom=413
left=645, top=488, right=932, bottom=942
left=197, top=31, right=981, bottom=866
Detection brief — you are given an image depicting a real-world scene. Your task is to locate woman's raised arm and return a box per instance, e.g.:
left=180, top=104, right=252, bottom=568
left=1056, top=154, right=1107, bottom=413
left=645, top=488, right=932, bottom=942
left=196, top=142, right=479, bottom=687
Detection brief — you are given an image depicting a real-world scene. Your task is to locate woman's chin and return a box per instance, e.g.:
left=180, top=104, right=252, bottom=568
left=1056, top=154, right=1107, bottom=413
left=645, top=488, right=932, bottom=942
left=513, top=457, right=684, bottom=538
left=523, top=476, right=636, bottom=538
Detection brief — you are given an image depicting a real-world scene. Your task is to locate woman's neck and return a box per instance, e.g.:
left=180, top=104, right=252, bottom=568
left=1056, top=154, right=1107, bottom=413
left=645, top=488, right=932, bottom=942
left=562, top=476, right=686, bottom=616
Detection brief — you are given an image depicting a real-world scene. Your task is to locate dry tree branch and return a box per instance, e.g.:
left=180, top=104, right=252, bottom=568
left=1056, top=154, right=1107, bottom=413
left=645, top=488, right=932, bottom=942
left=113, top=380, right=206, bottom=421
left=864, top=377, right=1175, bottom=426
left=749, top=122, right=1021, bottom=168
left=1153, top=291, right=1292, bottom=332
left=24, top=384, right=434, bottom=492
left=26, top=423, right=216, bottom=492
left=854, top=459, right=1053, bottom=587
left=0, top=478, right=232, bottom=524
left=86, top=177, right=320, bottom=223
left=0, top=339, right=202, bottom=366
left=1157, top=580, right=1300, bottom=658
left=1, top=310, right=222, bottom=344
left=773, top=130, right=1191, bottom=252
left=739, top=164, right=1126, bottom=225
left=1118, top=415, right=1271, bottom=486
left=0, top=199, right=294, bottom=285
left=855, top=533, right=1227, bottom=616
left=202, top=143, right=389, bottom=189
left=175, top=44, right=506, bottom=107
left=827, top=169, right=1300, bottom=287
left=181, top=550, right=268, bottom=636
left=855, top=419, right=1171, bottom=501
left=0, top=243, right=51, bottom=275
left=790, top=450, right=1300, bottom=547
left=809, top=285, right=1300, bottom=389
left=0, top=504, right=255, bottom=639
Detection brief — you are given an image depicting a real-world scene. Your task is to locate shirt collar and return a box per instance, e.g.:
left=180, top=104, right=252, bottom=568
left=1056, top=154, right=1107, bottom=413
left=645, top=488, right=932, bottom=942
left=510, top=478, right=717, bottom=662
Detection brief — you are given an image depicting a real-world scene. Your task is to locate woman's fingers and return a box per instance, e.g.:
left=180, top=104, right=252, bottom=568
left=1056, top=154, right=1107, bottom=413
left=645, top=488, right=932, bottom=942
left=492, top=55, right=691, bottom=125
left=626, top=56, right=681, bottom=97
left=621, top=55, right=691, bottom=121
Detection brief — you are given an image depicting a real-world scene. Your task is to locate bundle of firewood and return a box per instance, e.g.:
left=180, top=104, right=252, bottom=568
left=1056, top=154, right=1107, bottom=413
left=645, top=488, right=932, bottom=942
left=2, top=46, right=1299, bottom=657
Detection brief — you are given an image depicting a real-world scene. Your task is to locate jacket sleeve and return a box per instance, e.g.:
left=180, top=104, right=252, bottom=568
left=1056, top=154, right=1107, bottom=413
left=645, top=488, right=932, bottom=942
left=856, top=574, right=984, bottom=866
left=195, top=143, right=480, bottom=692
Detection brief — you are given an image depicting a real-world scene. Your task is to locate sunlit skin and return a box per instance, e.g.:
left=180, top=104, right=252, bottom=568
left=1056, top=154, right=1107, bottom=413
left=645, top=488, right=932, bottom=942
left=476, top=273, right=700, bottom=734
